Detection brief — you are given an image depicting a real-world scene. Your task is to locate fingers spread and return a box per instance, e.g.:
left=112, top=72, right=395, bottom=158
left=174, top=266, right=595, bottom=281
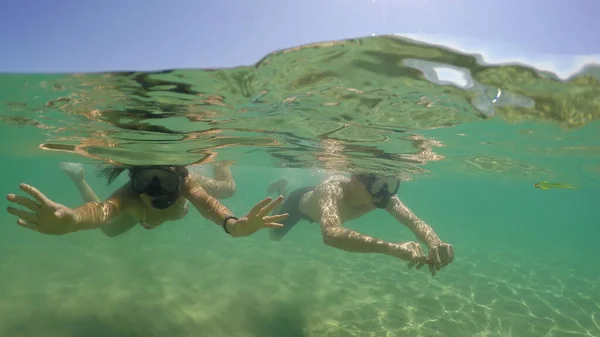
left=19, top=184, right=49, bottom=205
left=263, top=222, right=284, bottom=229
left=249, top=197, right=273, bottom=216
left=7, top=207, right=38, bottom=223
left=17, top=219, right=38, bottom=231
left=7, top=195, right=41, bottom=211
left=258, top=195, right=284, bottom=217
left=263, top=213, right=289, bottom=223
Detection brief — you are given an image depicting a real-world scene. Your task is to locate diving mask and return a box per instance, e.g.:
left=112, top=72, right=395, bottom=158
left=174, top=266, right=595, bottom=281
left=364, top=176, right=400, bottom=209
left=130, top=167, right=183, bottom=209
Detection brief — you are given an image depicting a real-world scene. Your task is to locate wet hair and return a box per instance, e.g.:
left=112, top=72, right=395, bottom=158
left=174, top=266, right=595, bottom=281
left=97, top=165, right=131, bottom=185
left=97, top=165, right=189, bottom=185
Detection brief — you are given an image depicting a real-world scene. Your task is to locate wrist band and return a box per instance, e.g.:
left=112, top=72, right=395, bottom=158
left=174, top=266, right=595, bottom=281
left=222, top=215, right=238, bottom=235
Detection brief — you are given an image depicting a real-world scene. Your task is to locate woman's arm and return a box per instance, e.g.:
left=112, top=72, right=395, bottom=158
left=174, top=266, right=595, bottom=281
left=67, top=174, right=138, bottom=237
left=181, top=176, right=237, bottom=231
left=7, top=183, right=135, bottom=236
left=71, top=184, right=136, bottom=231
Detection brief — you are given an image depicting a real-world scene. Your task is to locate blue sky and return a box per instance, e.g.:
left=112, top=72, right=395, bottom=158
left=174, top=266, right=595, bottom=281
left=0, top=0, right=597, bottom=73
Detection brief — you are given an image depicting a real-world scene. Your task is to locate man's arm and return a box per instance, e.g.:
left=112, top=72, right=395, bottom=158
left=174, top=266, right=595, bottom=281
left=317, top=184, right=395, bottom=254
left=386, top=196, right=442, bottom=249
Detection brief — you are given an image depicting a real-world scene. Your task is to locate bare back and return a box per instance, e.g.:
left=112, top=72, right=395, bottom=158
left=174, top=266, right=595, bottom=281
left=299, top=175, right=375, bottom=224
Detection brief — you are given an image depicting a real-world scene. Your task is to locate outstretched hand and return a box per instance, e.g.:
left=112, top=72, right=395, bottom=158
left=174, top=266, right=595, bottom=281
left=231, top=195, right=289, bottom=237
left=6, top=183, right=78, bottom=235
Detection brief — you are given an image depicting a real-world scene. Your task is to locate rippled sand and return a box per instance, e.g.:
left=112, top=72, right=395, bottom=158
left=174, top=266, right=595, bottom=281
left=0, top=221, right=598, bottom=337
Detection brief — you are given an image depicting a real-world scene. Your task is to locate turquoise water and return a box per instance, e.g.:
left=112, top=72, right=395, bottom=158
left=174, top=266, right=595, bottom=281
left=1, top=35, right=599, bottom=337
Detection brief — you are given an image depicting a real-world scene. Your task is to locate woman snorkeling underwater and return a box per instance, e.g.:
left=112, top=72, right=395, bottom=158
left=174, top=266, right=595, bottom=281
left=5, top=163, right=289, bottom=237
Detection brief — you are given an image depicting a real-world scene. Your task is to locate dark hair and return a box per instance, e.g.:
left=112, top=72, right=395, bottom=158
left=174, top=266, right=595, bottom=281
left=97, top=165, right=189, bottom=185
left=97, top=165, right=131, bottom=185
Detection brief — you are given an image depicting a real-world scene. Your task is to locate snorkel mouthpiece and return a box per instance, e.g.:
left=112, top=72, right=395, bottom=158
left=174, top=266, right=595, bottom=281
left=151, top=195, right=177, bottom=209
left=374, top=197, right=391, bottom=209
left=145, top=180, right=180, bottom=209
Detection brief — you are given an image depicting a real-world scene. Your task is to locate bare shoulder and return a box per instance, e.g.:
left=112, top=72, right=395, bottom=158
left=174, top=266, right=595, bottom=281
left=314, top=174, right=348, bottom=199
left=107, top=182, right=133, bottom=198
left=105, top=182, right=138, bottom=210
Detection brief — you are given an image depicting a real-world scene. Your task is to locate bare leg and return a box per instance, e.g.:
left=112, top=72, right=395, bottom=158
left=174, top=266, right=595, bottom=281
left=267, top=178, right=288, bottom=198
left=213, top=161, right=233, bottom=181
left=267, top=178, right=288, bottom=213
left=195, top=161, right=237, bottom=199
left=59, top=162, right=101, bottom=202
left=266, top=178, right=313, bottom=241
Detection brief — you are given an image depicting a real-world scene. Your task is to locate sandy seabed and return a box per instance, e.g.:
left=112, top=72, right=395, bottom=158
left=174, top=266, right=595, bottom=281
left=0, top=225, right=598, bottom=337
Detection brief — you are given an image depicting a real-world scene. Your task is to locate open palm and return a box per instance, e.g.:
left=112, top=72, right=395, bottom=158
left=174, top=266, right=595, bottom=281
left=233, top=195, right=289, bottom=236
left=6, top=183, right=78, bottom=235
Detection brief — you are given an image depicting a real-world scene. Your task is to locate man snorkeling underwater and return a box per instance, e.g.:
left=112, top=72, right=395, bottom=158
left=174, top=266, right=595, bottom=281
left=267, top=172, right=454, bottom=276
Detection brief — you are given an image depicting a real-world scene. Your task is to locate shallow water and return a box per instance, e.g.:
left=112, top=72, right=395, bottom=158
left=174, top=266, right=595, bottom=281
left=1, top=35, right=599, bottom=337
